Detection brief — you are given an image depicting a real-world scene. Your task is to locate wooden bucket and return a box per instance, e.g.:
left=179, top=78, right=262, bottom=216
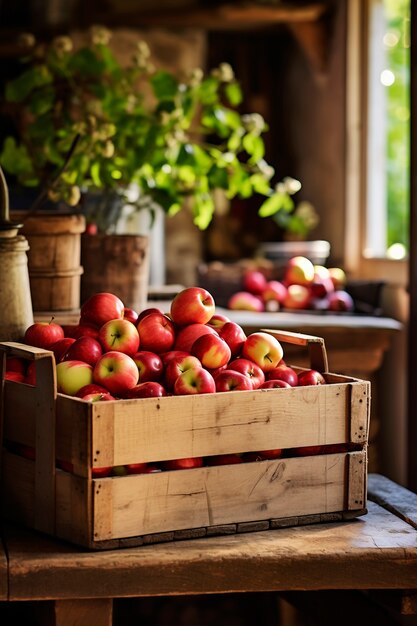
left=12, top=212, right=86, bottom=313
left=80, top=233, right=150, bottom=312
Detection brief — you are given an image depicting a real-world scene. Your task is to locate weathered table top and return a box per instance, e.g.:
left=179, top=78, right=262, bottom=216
left=1, top=474, right=416, bottom=602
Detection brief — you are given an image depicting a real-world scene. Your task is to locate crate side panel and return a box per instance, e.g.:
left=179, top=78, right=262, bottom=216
left=106, top=385, right=354, bottom=466
left=3, top=382, right=36, bottom=445
left=93, top=453, right=350, bottom=541
left=1, top=451, right=35, bottom=525
left=350, top=382, right=371, bottom=443
left=56, top=395, right=92, bottom=476
left=347, top=450, right=368, bottom=510
left=55, top=471, right=94, bottom=547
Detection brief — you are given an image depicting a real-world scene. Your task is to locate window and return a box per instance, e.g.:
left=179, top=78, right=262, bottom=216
left=346, top=0, right=409, bottom=284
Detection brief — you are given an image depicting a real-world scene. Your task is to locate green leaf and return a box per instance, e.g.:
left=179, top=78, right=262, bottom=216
left=243, top=133, right=265, bottom=162
left=5, top=65, right=52, bottom=102
left=258, top=192, right=294, bottom=218
left=192, top=194, right=215, bottom=229
left=224, top=81, right=242, bottom=106
left=90, top=162, right=102, bottom=187
left=151, top=71, right=179, bottom=100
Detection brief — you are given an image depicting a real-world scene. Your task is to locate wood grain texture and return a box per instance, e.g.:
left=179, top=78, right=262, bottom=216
left=368, top=473, right=417, bottom=529
left=4, top=497, right=417, bottom=600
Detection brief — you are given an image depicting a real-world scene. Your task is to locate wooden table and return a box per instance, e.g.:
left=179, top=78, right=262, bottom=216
left=0, top=474, right=416, bottom=626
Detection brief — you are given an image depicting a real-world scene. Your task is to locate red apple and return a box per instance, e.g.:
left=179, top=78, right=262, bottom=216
left=5, top=356, right=26, bottom=375
left=56, top=360, right=94, bottom=396
left=243, top=269, right=268, bottom=295
left=5, top=371, right=25, bottom=382
left=218, top=321, right=247, bottom=358
left=266, top=364, right=298, bottom=387
left=75, top=383, right=110, bottom=398
left=70, top=322, right=100, bottom=340
left=310, top=267, right=335, bottom=299
left=99, top=318, right=140, bottom=356
left=63, top=336, right=103, bottom=366
left=56, top=459, right=74, bottom=473
left=327, top=290, right=355, bottom=312
left=125, top=462, right=149, bottom=474
left=170, top=287, right=215, bottom=326
left=92, top=466, right=113, bottom=478
left=164, top=354, right=202, bottom=391
left=50, top=337, right=76, bottom=363
left=259, top=379, right=291, bottom=389
left=160, top=350, right=190, bottom=366
left=122, top=307, right=139, bottom=325
left=82, top=392, right=116, bottom=402
left=162, top=457, right=204, bottom=470
left=262, top=280, right=288, bottom=311
left=215, top=369, right=254, bottom=392
left=174, top=367, right=216, bottom=395
left=227, top=357, right=265, bottom=389
left=93, top=351, right=139, bottom=395
left=206, top=313, right=231, bottom=329
left=80, top=292, right=125, bottom=327
left=284, top=255, right=315, bottom=286
left=136, top=307, right=164, bottom=324
left=133, top=350, right=164, bottom=382
left=174, top=322, right=217, bottom=353
left=227, top=291, right=265, bottom=312
left=283, top=283, right=312, bottom=310
left=241, top=332, right=284, bottom=373
left=24, top=319, right=65, bottom=349
left=25, top=361, right=36, bottom=386
left=292, top=445, right=323, bottom=457
left=252, top=448, right=283, bottom=459
left=297, top=369, right=326, bottom=386
left=206, top=454, right=243, bottom=466
left=122, top=381, right=167, bottom=399
left=191, top=333, right=231, bottom=370
left=137, top=312, right=176, bottom=353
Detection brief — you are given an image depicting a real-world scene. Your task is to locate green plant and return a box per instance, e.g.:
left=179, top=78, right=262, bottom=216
left=0, top=26, right=307, bottom=234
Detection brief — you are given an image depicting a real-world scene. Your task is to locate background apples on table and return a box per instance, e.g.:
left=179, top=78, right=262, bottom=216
left=226, top=256, right=354, bottom=313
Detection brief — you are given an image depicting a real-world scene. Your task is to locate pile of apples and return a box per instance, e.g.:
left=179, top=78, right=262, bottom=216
left=4, top=286, right=329, bottom=476
left=227, top=255, right=354, bottom=313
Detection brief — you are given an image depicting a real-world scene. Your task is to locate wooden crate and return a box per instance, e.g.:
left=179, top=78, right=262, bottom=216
left=0, top=331, right=370, bottom=550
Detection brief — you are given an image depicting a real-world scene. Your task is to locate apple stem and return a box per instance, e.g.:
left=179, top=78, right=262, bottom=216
left=49, top=317, right=55, bottom=325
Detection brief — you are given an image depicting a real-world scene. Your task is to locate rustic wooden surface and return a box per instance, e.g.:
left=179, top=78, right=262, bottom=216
left=0, top=534, right=7, bottom=600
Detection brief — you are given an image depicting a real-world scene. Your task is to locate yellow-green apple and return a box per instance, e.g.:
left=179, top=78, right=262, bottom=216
left=82, top=392, right=116, bottom=402
left=122, top=307, right=139, bottom=325
left=136, top=311, right=176, bottom=353
left=6, top=356, right=26, bottom=375
left=328, top=266, right=347, bottom=290
left=174, top=322, right=217, bottom=353
left=227, top=357, right=265, bottom=389
left=266, top=363, right=298, bottom=387
left=327, top=290, right=354, bottom=312
left=284, top=255, right=315, bottom=286
left=261, top=280, right=288, bottom=310
left=98, top=318, right=140, bottom=356
left=63, top=336, right=103, bottom=366
left=164, top=354, right=202, bottom=391
left=75, top=383, right=110, bottom=398
left=174, top=367, right=216, bottom=395
left=191, top=333, right=231, bottom=369
left=93, top=351, right=139, bottom=395
left=241, top=332, right=284, bottom=372
left=283, top=283, right=312, bottom=310
left=207, top=313, right=231, bottom=329
left=24, top=319, right=65, bottom=349
left=162, top=457, right=204, bottom=470
left=297, top=369, right=326, bottom=386
left=133, top=350, right=164, bottom=382
left=56, top=360, right=94, bottom=396
left=80, top=291, right=125, bottom=327
left=227, top=291, right=265, bottom=312
left=218, top=321, right=247, bottom=358
left=122, top=381, right=167, bottom=399
left=170, top=287, right=215, bottom=326
left=215, top=369, right=253, bottom=392
left=206, top=454, right=243, bottom=466
left=259, top=379, right=291, bottom=389
left=50, top=337, right=76, bottom=362
left=243, top=269, right=268, bottom=295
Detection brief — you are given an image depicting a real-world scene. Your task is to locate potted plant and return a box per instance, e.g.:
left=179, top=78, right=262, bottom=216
left=0, top=26, right=306, bottom=310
